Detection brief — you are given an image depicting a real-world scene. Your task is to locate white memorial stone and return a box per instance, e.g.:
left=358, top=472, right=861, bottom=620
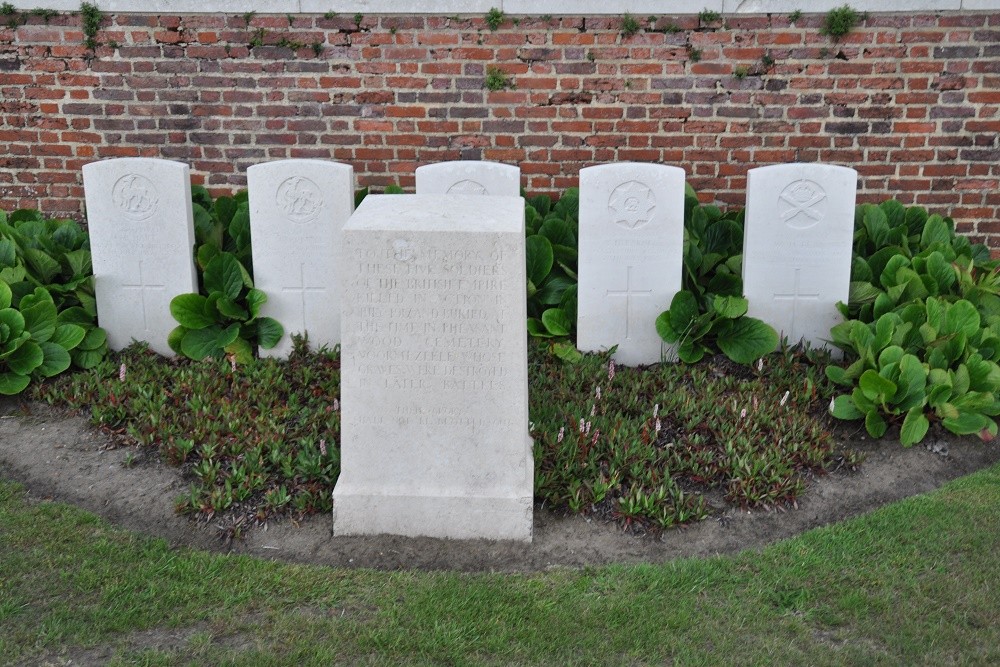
left=742, top=163, right=857, bottom=349
left=577, top=163, right=686, bottom=366
left=335, top=194, right=533, bottom=542
left=83, top=158, right=197, bottom=356
left=414, top=160, right=520, bottom=197
left=247, top=159, right=354, bottom=357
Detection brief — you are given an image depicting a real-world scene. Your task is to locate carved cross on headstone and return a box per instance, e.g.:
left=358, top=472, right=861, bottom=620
left=281, top=262, right=326, bottom=331
left=606, top=265, right=652, bottom=340
left=121, top=260, right=165, bottom=332
left=772, top=268, right=820, bottom=340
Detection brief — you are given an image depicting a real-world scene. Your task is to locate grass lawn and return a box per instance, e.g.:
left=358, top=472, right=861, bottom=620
left=2, top=460, right=999, bottom=666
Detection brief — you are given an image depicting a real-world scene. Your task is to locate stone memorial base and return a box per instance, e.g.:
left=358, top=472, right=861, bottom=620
left=333, top=462, right=533, bottom=542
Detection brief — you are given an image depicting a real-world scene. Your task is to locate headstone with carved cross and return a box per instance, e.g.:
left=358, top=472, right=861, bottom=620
left=415, top=161, right=520, bottom=197
left=83, top=158, right=197, bottom=356
left=742, top=163, right=857, bottom=351
left=577, top=163, right=685, bottom=366
left=247, top=159, right=355, bottom=357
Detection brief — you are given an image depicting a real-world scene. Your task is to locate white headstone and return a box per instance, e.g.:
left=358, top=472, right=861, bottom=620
left=414, top=160, right=520, bottom=197
left=577, top=163, right=686, bottom=366
left=83, top=158, right=197, bottom=356
left=247, top=159, right=354, bottom=357
left=335, top=194, right=533, bottom=542
left=742, top=163, right=857, bottom=349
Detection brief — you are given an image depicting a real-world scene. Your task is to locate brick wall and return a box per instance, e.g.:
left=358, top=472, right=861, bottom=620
left=1, top=11, right=998, bottom=243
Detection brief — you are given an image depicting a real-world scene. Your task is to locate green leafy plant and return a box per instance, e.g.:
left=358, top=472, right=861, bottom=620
left=0, top=209, right=107, bottom=371
left=687, top=46, right=702, bottom=63
left=525, top=190, right=579, bottom=357
left=654, top=185, right=777, bottom=365
left=168, top=188, right=282, bottom=363
left=484, top=65, right=514, bottom=91
left=698, top=9, right=722, bottom=24
left=826, top=199, right=1000, bottom=444
left=733, top=65, right=750, bottom=79
left=656, top=292, right=778, bottom=365
left=820, top=4, right=860, bottom=41
left=485, top=7, right=504, bottom=31
left=1, top=2, right=21, bottom=28
left=828, top=304, right=1000, bottom=444
left=249, top=28, right=267, bottom=48
left=0, top=281, right=86, bottom=395
left=79, top=1, right=102, bottom=50
left=788, top=9, right=803, bottom=23
left=841, top=201, right=994, bottom=325
left=620, top=13, right=641, bottom=38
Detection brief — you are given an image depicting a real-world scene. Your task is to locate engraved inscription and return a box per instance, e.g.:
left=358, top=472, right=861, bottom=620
left=112, top=174, right=158, bottom=221
left=276, top=176, right=324, bottom=223
left=601, top=238, right=669, bottom=263
left=347, top=243, right=510, bottom=398
left=446, top=179, right=489, bottom=195
left=608, top=180, right=656, bottom=230
left=779, top=180, right=827, bottom=230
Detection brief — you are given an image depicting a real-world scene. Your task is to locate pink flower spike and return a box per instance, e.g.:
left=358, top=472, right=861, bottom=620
left=655, top=417, right=662, bottom=434
left=585, top=420, right=592, bottom=435
left=595, top=385, right=602, bottom=401
left=780, top=390, right=790, bottom=407
left=653, top=403, right=659, bottom=418
left=757, top=358, right=763, bottom=372
left=591, top=429, right=600, bottom=445
left=608, top=359, right=616, bottom=381
left=333, top=398, right=340, bottom=412
left=319, top=439, right=327, bottom=456
left=118, top=363, right=126, bottom=382
left=579, top=418, right=585, bottom=434
left=740, top=408, right=747, bottom=420
left=590, top=404, right=596, bottom=417
left=557, top=426, right=565, bottom=443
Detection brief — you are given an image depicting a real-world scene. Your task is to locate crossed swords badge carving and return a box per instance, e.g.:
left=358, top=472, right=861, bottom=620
left=778, top=179, right=827, bottom=229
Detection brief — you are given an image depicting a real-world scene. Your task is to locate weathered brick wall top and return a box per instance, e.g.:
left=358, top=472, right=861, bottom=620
left=0, top=10, right=998, bottom=244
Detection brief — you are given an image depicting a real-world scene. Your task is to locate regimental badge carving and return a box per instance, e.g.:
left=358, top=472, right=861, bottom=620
left=276, top=176, right=324, bottom=223
left=778, top=179, right=827, bottom=230
left=446, top=179, right=489, bottom=195
left=112, top=174, right=158, bottom=221
left=608, top=181, right=656, bottom=230
left=391, top=238, right=415, bottom=263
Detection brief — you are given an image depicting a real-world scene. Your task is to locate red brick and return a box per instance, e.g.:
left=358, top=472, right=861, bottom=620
left=0, top=10, right=997, bottom=246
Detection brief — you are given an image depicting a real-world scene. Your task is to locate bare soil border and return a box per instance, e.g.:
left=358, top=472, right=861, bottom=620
left=3, top=397, right=998, bottom=573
